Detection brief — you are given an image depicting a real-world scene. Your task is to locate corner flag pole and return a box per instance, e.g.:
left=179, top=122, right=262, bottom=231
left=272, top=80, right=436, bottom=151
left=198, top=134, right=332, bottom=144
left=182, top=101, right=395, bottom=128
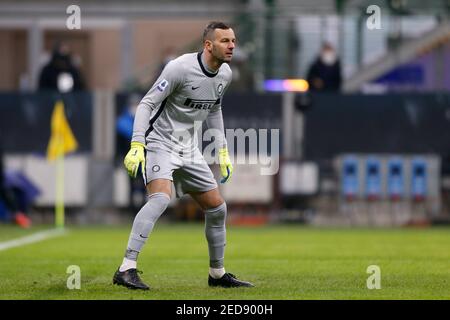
left=55, top=142, right=65, bottom=229
left=47, top=100, right=78, bottom=229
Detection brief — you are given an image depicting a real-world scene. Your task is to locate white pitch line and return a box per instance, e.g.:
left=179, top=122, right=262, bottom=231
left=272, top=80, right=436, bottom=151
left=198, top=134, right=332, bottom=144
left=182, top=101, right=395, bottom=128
left=0, top=228, right=68, bottom=252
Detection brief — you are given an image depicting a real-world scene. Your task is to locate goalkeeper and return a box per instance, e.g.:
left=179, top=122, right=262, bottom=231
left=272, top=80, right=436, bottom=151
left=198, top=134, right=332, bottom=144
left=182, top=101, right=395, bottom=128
left=113, top=21, right=253, bottom=290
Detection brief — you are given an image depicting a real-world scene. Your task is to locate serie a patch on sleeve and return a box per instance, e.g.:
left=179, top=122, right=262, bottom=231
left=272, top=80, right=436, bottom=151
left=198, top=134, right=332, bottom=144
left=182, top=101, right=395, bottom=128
left=157, top=79, right=169, bottom=92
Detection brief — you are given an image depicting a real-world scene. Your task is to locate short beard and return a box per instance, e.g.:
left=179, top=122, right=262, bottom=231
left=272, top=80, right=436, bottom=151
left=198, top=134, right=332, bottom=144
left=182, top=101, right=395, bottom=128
left=221, top=56, right=232, bottom=63
left=211, top=47, right=227, bottom=64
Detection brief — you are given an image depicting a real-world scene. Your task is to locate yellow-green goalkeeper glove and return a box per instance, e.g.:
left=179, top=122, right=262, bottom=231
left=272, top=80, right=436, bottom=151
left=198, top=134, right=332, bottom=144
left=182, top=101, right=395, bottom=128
left=218, top=148, right=233, bottom=183
left=124, top=142, right=146, bottom=178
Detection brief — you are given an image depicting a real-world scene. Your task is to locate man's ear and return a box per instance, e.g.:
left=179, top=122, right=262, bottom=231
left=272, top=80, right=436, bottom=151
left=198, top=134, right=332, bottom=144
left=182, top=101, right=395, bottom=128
left=205, top=39, right=213, bottom=52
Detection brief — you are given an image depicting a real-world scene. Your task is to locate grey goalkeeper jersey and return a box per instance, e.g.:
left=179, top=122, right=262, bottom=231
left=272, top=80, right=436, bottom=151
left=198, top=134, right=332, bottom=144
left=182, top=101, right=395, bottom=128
left=132, top=52, right=231, bottom=154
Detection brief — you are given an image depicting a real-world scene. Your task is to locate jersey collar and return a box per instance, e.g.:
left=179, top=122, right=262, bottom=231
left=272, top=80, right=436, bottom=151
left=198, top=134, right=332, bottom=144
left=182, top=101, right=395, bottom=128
left=197, top=52, right=218, bottom=78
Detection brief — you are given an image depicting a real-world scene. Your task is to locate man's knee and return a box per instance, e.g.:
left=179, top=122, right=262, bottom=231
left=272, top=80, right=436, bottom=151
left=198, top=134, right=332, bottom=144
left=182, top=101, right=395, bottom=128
left=192, top=188, right=224, bottom=210
left=205, top=202, right=227, bottom=225
left=147, top=192, right=171, bottom=206
left=137, top=192, right=171, bottom=223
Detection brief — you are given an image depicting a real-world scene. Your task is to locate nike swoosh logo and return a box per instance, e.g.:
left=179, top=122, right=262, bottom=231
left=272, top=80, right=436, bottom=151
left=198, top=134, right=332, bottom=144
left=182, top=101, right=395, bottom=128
left=133, top=150, right=137, bottom=156
left=139, top=234, right=148, bottom=239
left=192, top=86, right=200, bottom=90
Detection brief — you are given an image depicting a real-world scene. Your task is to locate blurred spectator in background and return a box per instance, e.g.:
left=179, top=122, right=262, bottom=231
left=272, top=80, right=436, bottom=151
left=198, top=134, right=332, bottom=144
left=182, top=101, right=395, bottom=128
left=0, top=134, right=32, bottom=228
left=228, top=47, right=254, bottom=92
left=151, top=47, right=177, bottom=85
left=116, top=93, right=146, bottom=211
left=307, top=42, right=342, bottom=92
left=38, top=41, right=85, bottom=92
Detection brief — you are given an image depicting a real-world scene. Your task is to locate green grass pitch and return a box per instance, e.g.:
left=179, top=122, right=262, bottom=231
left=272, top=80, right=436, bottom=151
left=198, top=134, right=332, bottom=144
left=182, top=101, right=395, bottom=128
left=0, top=223, right=449, bottom=300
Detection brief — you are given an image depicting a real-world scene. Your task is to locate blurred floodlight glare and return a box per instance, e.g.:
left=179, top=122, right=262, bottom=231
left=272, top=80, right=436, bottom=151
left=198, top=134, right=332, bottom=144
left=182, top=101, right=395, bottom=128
left=264, top=79, right=309, bottom=92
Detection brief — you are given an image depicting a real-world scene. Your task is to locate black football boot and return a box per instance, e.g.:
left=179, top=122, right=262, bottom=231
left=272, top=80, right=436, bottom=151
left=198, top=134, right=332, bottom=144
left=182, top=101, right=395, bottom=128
left=113, top=268, right=150, bottom=290
left=208, top=273, right=254, bottom=288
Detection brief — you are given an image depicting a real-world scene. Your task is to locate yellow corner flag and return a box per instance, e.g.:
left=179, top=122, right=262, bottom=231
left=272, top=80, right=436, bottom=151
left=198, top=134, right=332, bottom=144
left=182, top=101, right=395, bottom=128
left=46, top=100, right=78, bottom=229
left=46, top=100, right=78, bottom=161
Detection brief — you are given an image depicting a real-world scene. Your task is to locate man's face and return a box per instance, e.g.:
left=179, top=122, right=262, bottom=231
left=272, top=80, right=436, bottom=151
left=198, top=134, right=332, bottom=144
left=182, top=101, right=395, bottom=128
left=206, top=28, right=236, bottom=63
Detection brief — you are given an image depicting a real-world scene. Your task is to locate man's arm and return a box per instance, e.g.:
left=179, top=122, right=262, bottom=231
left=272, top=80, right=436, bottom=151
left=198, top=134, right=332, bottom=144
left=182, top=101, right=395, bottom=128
left=124, top=59, right=183, bottom=177
left=206, top=107, right=227, bottom=149
left=206, top=91, right=233, bottom=183
left=206, top=65, right=231, bottom=150
left=132, top=60, right=183, bottom=145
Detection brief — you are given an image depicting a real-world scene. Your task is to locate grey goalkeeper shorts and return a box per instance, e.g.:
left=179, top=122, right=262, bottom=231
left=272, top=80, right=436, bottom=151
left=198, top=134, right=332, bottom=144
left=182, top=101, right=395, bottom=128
left=142, top=147, right=218, bottom=198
